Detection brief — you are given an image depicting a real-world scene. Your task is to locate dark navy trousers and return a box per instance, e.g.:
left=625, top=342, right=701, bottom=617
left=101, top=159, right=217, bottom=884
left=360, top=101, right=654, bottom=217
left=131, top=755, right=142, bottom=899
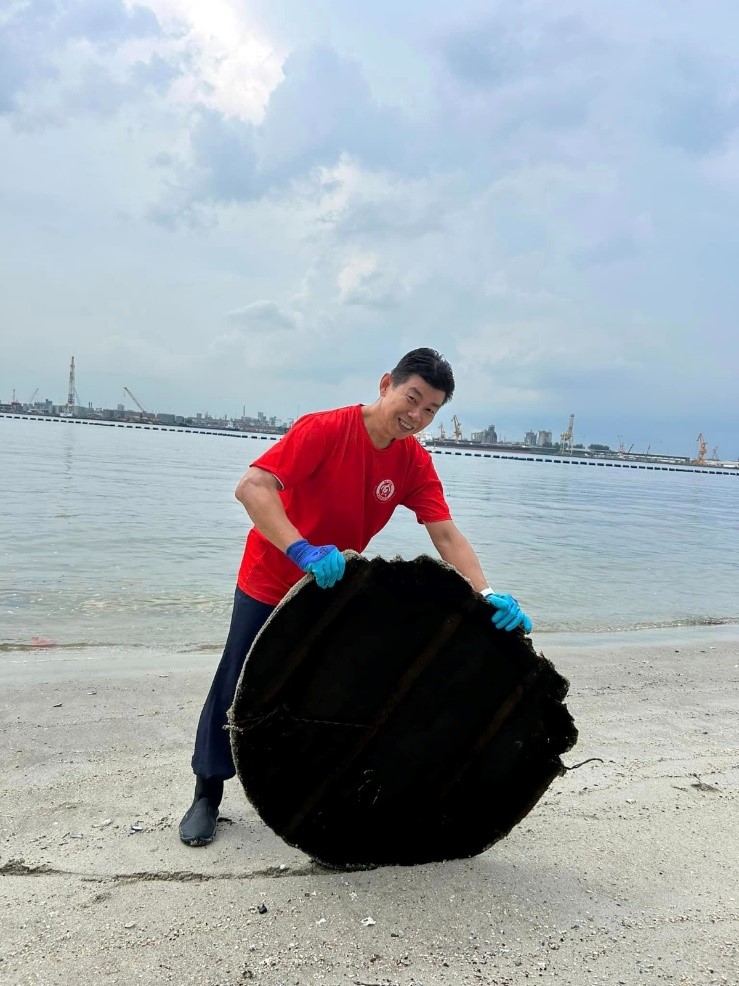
left=191, top=588, right=275, bottom=781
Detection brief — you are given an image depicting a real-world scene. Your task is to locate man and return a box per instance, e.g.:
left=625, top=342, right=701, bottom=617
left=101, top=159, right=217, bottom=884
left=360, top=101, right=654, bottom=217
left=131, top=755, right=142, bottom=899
left=179, top=348, right=532, bottom=847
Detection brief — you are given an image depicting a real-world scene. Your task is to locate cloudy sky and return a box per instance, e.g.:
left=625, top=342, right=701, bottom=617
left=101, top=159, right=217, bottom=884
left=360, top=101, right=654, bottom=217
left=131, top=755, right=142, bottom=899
left=1, top=0, right=737, bottom=456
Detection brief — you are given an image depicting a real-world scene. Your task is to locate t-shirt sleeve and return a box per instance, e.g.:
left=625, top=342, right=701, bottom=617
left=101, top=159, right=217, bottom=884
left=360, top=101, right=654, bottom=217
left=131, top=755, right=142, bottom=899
left=402, top=450, right=452, bottom=524
left=250, top=413, right=328, bottom=490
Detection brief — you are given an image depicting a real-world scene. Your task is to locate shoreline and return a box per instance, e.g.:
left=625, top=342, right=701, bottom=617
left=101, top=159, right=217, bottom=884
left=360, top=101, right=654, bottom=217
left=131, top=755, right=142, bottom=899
left=1, top=634, right=737, bottom=984
left=539, top=620, right=739, bottom=650
left=2, top=623, right=738, bottom=686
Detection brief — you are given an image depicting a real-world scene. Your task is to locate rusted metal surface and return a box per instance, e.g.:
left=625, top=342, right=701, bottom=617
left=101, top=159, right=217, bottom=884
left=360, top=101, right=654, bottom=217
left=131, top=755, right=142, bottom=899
left=230, top=554, right=578, bottom=869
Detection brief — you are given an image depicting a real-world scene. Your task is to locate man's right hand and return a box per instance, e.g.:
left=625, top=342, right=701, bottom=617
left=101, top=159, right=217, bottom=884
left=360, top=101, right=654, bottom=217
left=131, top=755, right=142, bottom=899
left=285, top=539, right=346, bottom=588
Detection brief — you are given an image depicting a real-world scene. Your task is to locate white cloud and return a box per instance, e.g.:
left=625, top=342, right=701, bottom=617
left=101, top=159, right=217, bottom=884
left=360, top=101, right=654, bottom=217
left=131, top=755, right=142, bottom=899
left=337, top=253, right=407, bottom=309
left=141, top=0, right=283, bottom=122
left=225, top=299, right=301, bottom=332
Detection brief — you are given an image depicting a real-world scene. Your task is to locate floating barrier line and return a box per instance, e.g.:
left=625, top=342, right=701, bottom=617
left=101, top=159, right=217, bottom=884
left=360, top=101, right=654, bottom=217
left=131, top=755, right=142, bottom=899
left=0, top=412, right=281, bottom=441
left=2, top=413, right=737, bottom=476
left=427, top=447, right=738, bottom=476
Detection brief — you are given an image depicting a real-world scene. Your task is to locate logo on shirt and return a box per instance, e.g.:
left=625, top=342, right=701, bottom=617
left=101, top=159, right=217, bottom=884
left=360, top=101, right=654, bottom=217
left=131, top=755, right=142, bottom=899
left=375, top=479, right=395, bottom=502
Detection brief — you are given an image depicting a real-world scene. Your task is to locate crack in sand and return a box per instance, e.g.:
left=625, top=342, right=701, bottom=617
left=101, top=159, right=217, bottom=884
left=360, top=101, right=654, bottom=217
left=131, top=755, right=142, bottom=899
left=0, top=859, right=326, bottom=882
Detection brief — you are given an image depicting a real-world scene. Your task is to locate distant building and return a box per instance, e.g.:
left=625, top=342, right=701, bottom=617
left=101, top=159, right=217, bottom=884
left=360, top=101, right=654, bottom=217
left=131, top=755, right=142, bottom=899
left=53, top=403, right=85, bottom=417
left=537, top=430, right=553, bottom=447
left=471, top=424, right=498, bottom=444
left=524, top=431, right=537, bottom=446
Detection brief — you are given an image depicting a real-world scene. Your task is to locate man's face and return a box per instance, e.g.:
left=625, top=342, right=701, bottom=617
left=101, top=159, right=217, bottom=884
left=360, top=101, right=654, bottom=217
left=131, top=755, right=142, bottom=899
left=379, top=372, right=446, bottom=440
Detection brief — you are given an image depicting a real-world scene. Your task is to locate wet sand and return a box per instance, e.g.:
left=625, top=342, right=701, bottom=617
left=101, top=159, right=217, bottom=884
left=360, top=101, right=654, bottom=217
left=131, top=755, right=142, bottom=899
left=1, top=630, right=737, bottom=985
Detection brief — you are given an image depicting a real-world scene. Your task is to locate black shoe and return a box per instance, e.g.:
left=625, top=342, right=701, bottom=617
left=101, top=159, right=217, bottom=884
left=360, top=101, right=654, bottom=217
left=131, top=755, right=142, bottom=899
left=179, top=776, right=224, bottom=847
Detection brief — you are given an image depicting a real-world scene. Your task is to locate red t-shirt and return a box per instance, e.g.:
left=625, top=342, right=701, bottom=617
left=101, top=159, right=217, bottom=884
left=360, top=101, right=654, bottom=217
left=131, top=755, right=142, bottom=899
left=237, top=404, right=451, bottom=604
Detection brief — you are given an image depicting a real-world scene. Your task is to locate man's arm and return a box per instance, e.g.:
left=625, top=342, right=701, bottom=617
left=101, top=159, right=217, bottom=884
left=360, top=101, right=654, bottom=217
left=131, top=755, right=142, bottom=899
left=425, top=519, right=532, bottom=632
left=235, top=466, right=302, bottom=551
left=235, top=466, right=345, bottom=589
left=424, top=520, right=489, bottom=591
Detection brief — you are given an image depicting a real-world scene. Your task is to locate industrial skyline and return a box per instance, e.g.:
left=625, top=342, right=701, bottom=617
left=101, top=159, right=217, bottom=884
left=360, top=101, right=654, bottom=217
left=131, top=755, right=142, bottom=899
left=1, top=356, right=726, bottom=464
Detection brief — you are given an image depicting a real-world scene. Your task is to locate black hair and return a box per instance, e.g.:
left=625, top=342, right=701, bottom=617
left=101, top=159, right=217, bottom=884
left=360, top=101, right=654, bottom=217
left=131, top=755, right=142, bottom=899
left=390, top=348, right=455, bottom=404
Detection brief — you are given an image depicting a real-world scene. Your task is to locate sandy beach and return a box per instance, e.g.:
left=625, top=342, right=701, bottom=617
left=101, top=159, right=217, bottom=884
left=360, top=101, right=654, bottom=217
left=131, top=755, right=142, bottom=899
left=1, top=628, right=737, bottom=986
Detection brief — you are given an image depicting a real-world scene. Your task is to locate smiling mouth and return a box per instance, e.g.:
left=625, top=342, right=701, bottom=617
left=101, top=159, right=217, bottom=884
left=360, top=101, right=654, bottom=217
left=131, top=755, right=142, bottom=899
left=398, top=417, right=415, bottom=433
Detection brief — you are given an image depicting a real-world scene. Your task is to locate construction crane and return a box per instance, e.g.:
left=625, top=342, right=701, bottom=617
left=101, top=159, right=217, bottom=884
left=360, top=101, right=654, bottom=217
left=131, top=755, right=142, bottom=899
left=692, top=433, right=708, bottom=465
left=67, top=356, right=77, bottom=409
left=711, top=446, right=719, bottom=461
left=61, top=356, right=82, bottom=412
left=452, top=415, right=462, bottom=441
left=123, top=387, right=153, bottom=421
left=26, top=388, right=38, bottom=405
left=438, top=421, right=446, bottom=441
left=560, top=413, right=575, bottom=453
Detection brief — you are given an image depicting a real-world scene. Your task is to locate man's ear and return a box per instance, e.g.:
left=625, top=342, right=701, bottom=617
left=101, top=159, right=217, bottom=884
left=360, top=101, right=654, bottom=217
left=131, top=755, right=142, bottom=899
left=379, top=371, right=392, bottom=396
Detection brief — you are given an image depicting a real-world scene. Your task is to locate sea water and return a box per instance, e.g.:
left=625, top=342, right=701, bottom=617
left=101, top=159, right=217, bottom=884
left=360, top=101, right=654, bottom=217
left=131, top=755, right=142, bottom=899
left=1, top=416, right=737, bottom=653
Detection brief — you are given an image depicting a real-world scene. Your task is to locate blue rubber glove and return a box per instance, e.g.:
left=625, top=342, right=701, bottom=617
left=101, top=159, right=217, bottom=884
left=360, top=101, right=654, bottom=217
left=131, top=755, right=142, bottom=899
left=285, top=539, right=346, bottom=589
left=483, top=592, right=533, bottom=633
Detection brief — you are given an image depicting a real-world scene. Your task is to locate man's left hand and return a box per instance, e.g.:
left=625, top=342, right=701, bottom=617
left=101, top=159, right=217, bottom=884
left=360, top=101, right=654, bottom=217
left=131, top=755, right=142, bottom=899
left=483, top=592, right=532, bottom=633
